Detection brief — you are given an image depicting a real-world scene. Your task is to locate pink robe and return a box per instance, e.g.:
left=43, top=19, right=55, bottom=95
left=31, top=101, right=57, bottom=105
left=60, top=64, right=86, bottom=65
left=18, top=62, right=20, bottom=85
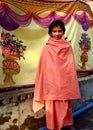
left=33, top=38, right=80, bottom=129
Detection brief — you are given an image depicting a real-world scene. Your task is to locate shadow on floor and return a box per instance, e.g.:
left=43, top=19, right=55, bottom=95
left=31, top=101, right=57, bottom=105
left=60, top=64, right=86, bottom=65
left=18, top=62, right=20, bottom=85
left=73, top=107, right=93, bottom=130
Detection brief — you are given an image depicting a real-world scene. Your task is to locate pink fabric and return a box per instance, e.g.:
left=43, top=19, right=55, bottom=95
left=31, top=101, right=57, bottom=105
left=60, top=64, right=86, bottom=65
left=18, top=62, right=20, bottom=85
left=45, top=100, right=73, bottom=130
left=33, top=38, right=80, bottom=112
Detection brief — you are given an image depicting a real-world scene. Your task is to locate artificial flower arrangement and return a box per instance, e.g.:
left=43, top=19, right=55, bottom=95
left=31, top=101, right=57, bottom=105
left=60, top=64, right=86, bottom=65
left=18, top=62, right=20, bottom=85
left=79, top=33, right=91, bottom=70
left=79, top=33, right=91, bottom=52
left=0, top=31, right=27, bottom=60
left=0, top=31, right=27, bottom=85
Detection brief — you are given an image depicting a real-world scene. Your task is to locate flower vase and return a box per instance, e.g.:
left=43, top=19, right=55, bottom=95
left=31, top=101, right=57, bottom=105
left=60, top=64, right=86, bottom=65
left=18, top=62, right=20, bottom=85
left=3, top=56, right=20, bottom=85
left=80, top=52, right=88, bottom=70
left=3, top=71, right=15, bottom=85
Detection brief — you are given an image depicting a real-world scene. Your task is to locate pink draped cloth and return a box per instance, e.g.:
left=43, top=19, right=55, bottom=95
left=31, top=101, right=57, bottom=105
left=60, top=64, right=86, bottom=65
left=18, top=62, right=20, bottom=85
left=45, top=100, right=73, bottom=129
left=33, top=37, right=80, bottom=129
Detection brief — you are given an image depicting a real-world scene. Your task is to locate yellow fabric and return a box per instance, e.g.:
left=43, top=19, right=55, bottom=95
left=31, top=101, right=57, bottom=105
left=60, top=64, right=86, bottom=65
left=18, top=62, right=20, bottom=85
left=5, top=0, right=93, bottom=18
left=0, top=12, right=93, bottom=87
left=0, top=20, right=48, bottom=87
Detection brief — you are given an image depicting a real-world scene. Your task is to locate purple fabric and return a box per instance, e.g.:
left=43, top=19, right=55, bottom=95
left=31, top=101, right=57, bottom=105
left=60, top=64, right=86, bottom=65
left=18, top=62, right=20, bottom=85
left=0, top=3, right=93, bottom=31
left=73, top=12, right=93, bottom=31
left=0, top=4, right=19, bottom=30
left=0, top=12, right=19, bottom=31
left=33, top=12, right=73, bottom=27
left=6, top=5, right=32, bottom=26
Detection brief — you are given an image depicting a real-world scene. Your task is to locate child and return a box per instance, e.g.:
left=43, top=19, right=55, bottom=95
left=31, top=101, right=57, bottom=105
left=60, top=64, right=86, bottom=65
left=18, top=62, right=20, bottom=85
left=33, top=20, right=80, bottom=130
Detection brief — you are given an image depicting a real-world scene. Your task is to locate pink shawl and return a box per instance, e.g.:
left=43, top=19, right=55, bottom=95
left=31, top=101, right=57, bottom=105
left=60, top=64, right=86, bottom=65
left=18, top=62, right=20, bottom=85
left=33, top=38, right=80, bottom=112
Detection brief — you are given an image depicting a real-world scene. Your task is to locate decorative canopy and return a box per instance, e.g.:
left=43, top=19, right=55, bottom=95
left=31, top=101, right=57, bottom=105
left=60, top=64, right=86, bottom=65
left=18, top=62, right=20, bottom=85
left=0, top=0, right=93, bottom=86
left=0, top=0, right=93, bottom=31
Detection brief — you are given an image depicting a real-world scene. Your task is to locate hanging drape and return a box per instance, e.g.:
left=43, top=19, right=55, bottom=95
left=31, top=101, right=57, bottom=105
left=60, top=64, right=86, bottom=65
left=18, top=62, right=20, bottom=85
left=0, top=2, right=93, bottom=31
left=0, top=0, right=93, bottom=86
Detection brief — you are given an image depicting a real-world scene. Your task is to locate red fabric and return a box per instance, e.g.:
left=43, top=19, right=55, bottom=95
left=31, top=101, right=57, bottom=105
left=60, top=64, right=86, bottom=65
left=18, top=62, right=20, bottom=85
left=33, top=38, right=80, bottom=112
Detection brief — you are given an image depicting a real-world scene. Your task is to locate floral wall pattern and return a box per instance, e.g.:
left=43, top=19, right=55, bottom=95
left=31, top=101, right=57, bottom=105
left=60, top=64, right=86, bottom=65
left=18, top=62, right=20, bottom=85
left=0, top=0, right=93, bottom=87
left=79, top=33, right=91, bottom=70
left=0, top=32, right=27, bottom=85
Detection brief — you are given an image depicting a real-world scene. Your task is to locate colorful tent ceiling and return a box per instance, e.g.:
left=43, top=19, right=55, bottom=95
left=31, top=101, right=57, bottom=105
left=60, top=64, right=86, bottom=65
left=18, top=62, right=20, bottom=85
left=0, top=0, right=93, bottom=31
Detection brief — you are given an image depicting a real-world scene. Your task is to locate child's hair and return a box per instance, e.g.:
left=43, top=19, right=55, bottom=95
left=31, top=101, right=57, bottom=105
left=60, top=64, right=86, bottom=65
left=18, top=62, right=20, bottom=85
left=48, top=20, right=65, bottom=35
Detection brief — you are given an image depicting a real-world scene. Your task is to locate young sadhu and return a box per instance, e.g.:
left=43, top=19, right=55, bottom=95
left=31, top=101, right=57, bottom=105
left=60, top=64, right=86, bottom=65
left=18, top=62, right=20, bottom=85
left=33, top=20, right=81, bottom=130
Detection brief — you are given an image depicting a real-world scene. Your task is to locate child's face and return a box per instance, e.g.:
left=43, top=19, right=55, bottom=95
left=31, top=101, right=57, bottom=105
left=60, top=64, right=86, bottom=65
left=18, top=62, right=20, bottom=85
left=51, top=26, right=63, bottom=40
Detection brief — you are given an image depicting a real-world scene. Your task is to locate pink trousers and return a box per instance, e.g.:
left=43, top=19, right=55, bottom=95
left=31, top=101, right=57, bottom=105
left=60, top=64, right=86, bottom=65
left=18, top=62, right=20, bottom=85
left=45, top=100, right=73, bottom=130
